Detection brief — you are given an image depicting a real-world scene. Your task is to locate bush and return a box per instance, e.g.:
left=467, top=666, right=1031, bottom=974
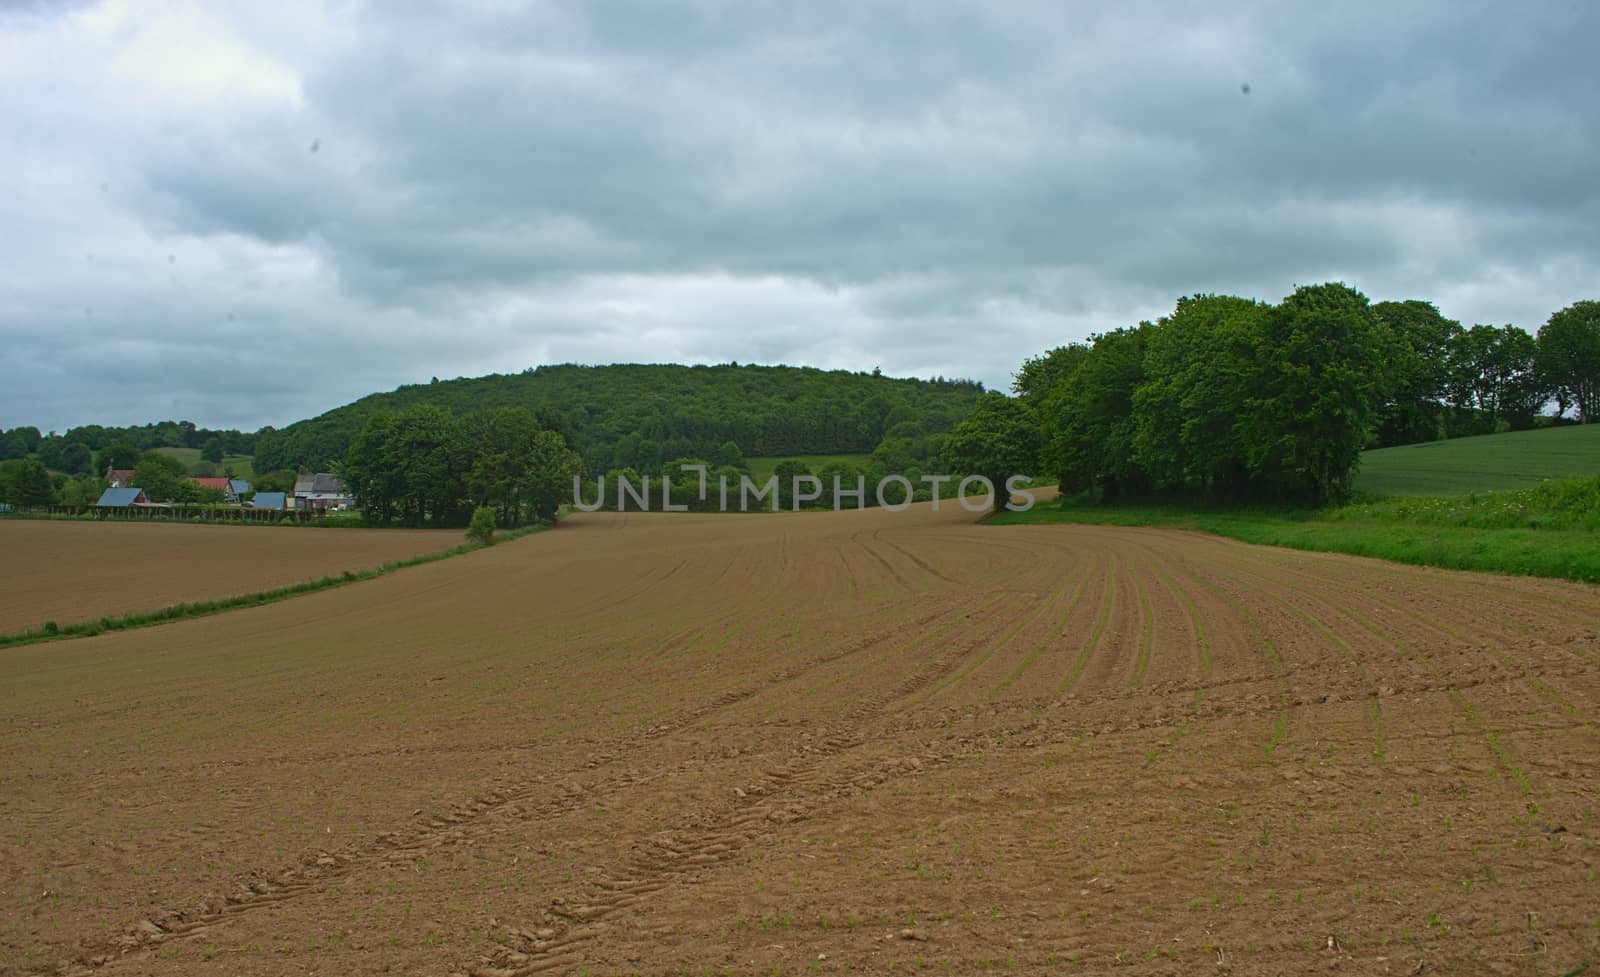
left=318, top=512, right=368, bottom=528
left=466, top=506, right=497, bottom=545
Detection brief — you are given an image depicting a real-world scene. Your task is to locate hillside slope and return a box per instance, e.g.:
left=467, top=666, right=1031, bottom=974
left=1355, top=424, right=1600, bottom=496
left=254, top=363, right=983, bottom=473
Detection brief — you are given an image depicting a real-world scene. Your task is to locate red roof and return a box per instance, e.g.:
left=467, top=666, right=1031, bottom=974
left=107, top=469, right=134, bottom=483
left=192, top=477, right=232, bottom=491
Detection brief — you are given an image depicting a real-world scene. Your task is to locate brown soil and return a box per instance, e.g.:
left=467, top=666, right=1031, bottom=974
left=0, top=521, right=463, bottom=634
left=1, top=504, right=1597, bottom=976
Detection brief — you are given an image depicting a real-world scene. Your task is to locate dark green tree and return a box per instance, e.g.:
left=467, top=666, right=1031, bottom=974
left=1048, top=326, right=1150, bottom=499
left=0, top=459, right=54, bottom=504
left=1538, top=300, right=1600, bottom=422
left=1132, top=295, right=1264, bottom=497
left=1371, top=300, right=1461, bottom=445
left=524, top=429, right=585, bottom=521
left=1012, top=344, right=1091, bottom=404
left=387, top=405, right=469, bottom=525
left=1446, top=324, right=1544, bottom=429
left=60, top=441, right=94, bottom=475
left=9, top=426, right=41, bottom=454
left=131, top=452, right=191, bottom=502
left=94, top=443, right=141, bottom=474
left=1235, top=283, right=1391, bottom=504
left=35, top=435, right=68, bottom=471
left=59, top=474, right=103, bottom=506
left=253, top=469, right=298, bottom=494
left=201, top=437, right=225, bottom=463
left=772, top=459, right=816, bottom=510
left=348, top=405, right=583, bottom=526
left=342, top=413, right=398, bottom=524
left=943, top=392, right=1042, bottom=511
left=465, top=407, right=543, bottom=525
left=715, top=440, right=745, bottom=469
left=814, top=460, right=865, bottom=508
left=1489, top=327, right=1548, bottom=430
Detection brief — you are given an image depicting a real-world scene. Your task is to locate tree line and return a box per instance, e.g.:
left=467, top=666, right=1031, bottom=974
left=988, top=287, right=1598, bottom=506
left=1364, top=300, right=1597, bottom=443
left=255, top=363, right=983, bottom=475
left=0, top=421, right=253, bottom=471
left=343, top=405, right=584, bottom=527
left=583, top=450, right=968, bottom=513
left=3, top=365, right=981, bottom=507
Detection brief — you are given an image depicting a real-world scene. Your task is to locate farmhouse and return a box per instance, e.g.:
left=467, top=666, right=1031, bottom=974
left=95, top=487, right=148, bottom=507
left=250, top=491, right=287, bottom=511
left=292, top=473, right=352, bottom=512
left=191, top=476, right=237, bottom=501
left=104, top=467, right=135, bottom=488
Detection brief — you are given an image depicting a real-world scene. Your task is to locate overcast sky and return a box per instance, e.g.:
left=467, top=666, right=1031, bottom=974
left=2, top=0, right=1596, bottom=432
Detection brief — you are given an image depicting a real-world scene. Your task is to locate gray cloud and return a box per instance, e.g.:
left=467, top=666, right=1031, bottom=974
left=2, top=0, right=1597, bottom=431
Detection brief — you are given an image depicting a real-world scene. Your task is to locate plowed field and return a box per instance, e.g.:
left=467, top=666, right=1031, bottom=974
left=0, top=521, right=461, bottom=634
left=2, top=504, right=1597, bottom=976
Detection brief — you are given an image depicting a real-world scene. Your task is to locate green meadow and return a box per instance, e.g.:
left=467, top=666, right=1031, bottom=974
left=1353, top=423, right=1600, bottom=496
left=996, top=427, right=1600, bottom=583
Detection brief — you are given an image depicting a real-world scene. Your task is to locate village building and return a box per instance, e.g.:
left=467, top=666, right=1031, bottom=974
left=291, top=473, right=352, bottom=512
left=95, top=487, right=149, bottom=507
left=191, top=476, right=237, bottom=501
left=249, top=491, right=287, bottom=511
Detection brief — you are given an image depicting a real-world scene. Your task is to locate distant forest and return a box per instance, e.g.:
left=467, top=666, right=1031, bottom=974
left=0, top=420, right=252, bottom=473
left=1, top=364, right=982, bottom=479
left=252, top=364, right=985, bottom=475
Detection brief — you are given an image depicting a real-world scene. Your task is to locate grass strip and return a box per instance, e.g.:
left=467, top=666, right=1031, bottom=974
left=988, top=480, right=1600, bottom=584
left=0, top=521, right=555, bottom=650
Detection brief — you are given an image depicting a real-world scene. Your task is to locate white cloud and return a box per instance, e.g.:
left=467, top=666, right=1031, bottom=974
left=1, top=0, right=1597, bottom=431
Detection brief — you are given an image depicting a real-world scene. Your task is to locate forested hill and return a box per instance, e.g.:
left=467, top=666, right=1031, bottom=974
left=253, top=363, right=985, bottom=473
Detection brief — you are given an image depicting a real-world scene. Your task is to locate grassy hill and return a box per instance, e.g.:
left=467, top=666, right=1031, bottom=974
left=152, top=447, right=256, bottom=480
left=744, top=454, right=874, bottom=479
left=254, top=363, right=983, bottom=475
left=1355, top=424, right=1600, bottom=497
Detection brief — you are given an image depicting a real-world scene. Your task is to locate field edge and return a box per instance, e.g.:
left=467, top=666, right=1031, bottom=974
left=987, top=504, right=1600, bottom=584
left=0, top=521, right=555, bottom=650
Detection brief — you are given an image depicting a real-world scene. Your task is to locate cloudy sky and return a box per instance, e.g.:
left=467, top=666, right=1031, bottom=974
left=2, top=0, right=1596, bottom=432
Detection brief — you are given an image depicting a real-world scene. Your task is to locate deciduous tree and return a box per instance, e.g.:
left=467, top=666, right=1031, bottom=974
left=94, top=443, right=141, bottom=474
left=524, top=429, right=584, bottom=521
left=60, top=442, right=94, bottom=475
left=1371, top=300, right=1461, bottom=445
left=131, top=452, right=190, bottom=502
left=1538, top=300, right=1600, bottom=422
left=466, top=506, right=497, bottom=545
left=0, top=459, right=54, bottom=505
left=943, top=392, right=1041, bottom=511
left=1047, top=327, right=1149, bottom=499
left=1235, top=283, right=1390, bottom=504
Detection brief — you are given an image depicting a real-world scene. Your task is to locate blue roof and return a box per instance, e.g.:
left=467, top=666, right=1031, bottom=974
left=251, top=491, right=287, bottom=510
left=97, top=487, right=144, bottom=507
left=228, top=479, right=251, bottom=494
